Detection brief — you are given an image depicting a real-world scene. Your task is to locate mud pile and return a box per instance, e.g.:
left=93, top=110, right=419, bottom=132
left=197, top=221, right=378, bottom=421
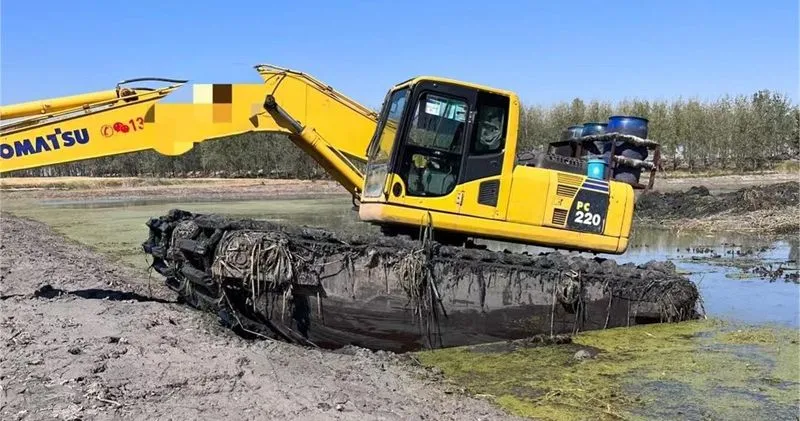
left=636, top=181, right=799, bottom=220
left=142, top=209, right=701, bottom=352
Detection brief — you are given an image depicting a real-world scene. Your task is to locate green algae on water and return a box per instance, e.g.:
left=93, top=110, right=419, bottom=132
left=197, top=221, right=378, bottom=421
left=417, top=320, right=800, bottom=421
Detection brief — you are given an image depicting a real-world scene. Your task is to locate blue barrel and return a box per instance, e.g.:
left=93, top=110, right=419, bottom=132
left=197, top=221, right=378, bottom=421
left=607, top=115, right=648, bottom=138
left=581, top=122, right=608, bottom=155
left=586, top=159, right=606, bottom=180
left=604, top=116, right=649, bottom=183
left=581, top=122, right=607, bottom=136
left=560, top=125, right=584, bottom=142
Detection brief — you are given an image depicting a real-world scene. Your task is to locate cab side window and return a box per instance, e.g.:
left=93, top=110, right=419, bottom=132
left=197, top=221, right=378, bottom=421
left=470, top=93, right=509, bottom=155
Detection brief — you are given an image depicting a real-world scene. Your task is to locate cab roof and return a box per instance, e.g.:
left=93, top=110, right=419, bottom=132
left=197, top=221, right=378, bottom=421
left=391, top=76, right=518, bottom=100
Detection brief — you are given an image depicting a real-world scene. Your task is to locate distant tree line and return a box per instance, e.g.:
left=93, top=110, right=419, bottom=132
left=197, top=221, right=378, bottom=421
left=7, top=89, right=798, bottom=178
left=517, top=89, right=799, bottom=172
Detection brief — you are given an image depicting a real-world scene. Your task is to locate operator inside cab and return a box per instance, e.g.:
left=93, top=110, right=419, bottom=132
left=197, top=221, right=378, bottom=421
left=475, top=106, right=504, bottom=153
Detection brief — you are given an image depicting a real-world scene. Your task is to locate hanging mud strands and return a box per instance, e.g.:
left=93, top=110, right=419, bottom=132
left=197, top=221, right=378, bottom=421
left=391, top=214, right=446, bottom=347
left=248, top=236, right=262, bottom=311
left=396, top=246, right=442, bottom=348
left=555, top=270, right=585, bottom=335
left=282, top=284, right=293, bottom=322
left=316, top=291, right=323, bottom=321
left=549, top=272, right=558, bottom=337
left=603, top=280, right=613, bottom=329
left=420, top=216, right=447, bottom=348
left=219, top=288, right=271, bottom=340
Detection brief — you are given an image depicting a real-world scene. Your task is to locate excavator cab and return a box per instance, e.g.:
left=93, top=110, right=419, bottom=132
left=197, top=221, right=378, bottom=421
left=358, top=77, right=636, bottom=254
left=359, top=78, right=519, bottom=243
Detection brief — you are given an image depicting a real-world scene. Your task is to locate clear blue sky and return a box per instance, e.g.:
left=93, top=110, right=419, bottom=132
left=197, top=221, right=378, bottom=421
left=2, top=1, right=798, bottom=109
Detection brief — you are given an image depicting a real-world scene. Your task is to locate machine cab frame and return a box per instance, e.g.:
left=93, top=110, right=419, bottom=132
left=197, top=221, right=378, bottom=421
left=360, top=77, right=515, bottom=235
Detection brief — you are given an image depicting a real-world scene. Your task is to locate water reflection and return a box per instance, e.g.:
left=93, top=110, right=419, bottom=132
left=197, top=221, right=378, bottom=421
left=478, top=230, right=799, bottom=328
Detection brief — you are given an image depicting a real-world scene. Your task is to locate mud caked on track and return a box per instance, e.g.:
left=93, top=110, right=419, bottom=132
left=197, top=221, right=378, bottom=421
left=142, top=209, right=701, bottom=352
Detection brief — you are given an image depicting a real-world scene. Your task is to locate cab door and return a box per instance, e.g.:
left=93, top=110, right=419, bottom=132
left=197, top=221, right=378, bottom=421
left=385, top=81, right=476, bottom=215
left=455, top=91, right=510, bottom=219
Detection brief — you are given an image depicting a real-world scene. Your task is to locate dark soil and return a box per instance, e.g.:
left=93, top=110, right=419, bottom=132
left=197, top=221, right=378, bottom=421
left=0, top=214, right=519, bottom=421
left=635, top=181, right=799, bottom=220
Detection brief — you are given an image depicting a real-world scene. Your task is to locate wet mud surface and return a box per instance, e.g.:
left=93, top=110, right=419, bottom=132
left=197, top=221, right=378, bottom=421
left=636, top=181, right=799, bottom=233
left=637, top=181, right=799, bottom=219
left=0, top=214, right=520, bottom=421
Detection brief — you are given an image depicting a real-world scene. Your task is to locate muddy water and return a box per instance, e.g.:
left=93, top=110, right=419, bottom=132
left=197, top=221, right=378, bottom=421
left=481, top=230, right=800, bottom=328
left=31, top=196, right=800, bottom=328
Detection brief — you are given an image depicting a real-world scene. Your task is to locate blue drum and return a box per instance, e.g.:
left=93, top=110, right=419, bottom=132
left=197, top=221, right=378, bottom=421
left=607, top=115, right=648, bottom=139
left=580, top=122, right=608, bottom=155
left=604, top=116, right=649, bottom=184
left=581, top=122, right=607, bottom=136
left=560, top=125, right=584, bottom=142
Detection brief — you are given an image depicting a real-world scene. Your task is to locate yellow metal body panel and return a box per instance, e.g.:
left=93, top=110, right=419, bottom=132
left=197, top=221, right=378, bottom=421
left=1, top=65, right=378, bottom=196
left=456, top=175, right=504, bottom=219
left=505, top=166, right=550, bottom=226
left=358, top=165, right=633, bottom=254
left=359, top=201, right=628, bottom=254
left=0, top=89, right=122, bottom=120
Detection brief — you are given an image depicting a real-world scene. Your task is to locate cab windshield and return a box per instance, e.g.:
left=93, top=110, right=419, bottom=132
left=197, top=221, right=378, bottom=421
left=362, top=88, right=409, bottom=198
left=367, top=88, right=409, bottom=163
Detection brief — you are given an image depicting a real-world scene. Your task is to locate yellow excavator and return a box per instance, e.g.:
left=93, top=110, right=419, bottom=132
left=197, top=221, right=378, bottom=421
left=0, top=64, right=658, bottom=254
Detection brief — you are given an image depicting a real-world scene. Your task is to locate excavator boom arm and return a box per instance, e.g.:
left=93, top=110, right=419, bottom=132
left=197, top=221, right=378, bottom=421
left=0, top=65, right=379, bottom=195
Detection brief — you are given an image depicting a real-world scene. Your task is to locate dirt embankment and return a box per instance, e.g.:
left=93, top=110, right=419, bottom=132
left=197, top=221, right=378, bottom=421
left=0, top=214, right=518, bottom=421
left=635, top=181, right=800, bottom=234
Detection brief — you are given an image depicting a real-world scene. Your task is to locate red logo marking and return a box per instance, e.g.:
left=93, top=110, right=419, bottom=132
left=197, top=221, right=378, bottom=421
left=113, top=122, right=130, bottom=133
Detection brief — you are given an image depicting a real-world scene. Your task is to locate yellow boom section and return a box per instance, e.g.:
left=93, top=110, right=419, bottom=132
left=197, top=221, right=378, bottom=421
left=0, top=65, right=379, bottom=195
left=0, top=90, right=124, bottom=120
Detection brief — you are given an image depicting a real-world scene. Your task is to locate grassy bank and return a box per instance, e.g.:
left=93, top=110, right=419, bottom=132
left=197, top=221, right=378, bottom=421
left=0, top=176, right=202, bottom=190
left=3, top=170, right=796, bottom=191
left=1, top=196, right=356, bottom=272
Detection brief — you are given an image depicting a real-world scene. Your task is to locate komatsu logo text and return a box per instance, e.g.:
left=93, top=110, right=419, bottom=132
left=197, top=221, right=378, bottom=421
left=0, top=128, right=90, bottom=160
